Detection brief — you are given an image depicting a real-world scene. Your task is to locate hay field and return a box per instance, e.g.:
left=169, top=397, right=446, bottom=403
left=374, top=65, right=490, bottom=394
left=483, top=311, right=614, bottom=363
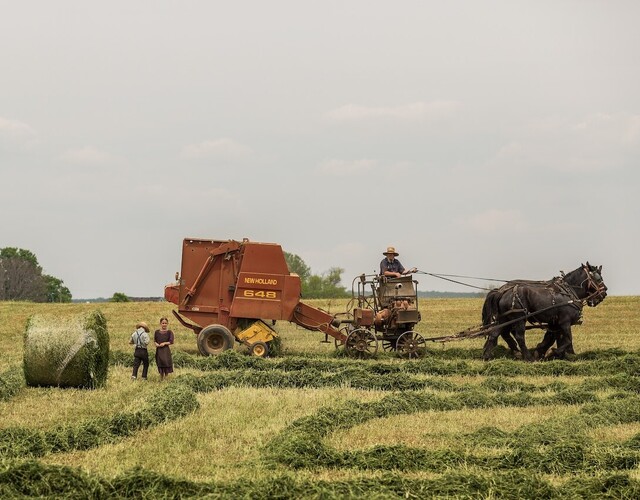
left=1, top=296, right=640, bottom=498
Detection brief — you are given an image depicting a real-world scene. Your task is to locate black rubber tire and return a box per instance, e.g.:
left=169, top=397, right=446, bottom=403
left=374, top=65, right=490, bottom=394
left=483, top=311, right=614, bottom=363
left=250, top=341, right=269, bottom=358
left=197, top=325, right=234, bottom=356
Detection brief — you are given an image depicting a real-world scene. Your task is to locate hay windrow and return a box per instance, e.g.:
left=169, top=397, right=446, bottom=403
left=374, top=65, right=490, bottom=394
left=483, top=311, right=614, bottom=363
left=112, top=349, right=640, bottom=408
left=264, top=389, right=640, bottom=472
left=112, top=347, right=640, bottom=380
left=0, top=460, right=109, bottom=499
left=23, top=310, right=109, bottom=389
left=112, top=346, right=640, bottom=400
left=131, top=352, right=638, bottom=397
left=3, top=460, right=640, bottom=499
left=0, top=384, right=199, bottom=459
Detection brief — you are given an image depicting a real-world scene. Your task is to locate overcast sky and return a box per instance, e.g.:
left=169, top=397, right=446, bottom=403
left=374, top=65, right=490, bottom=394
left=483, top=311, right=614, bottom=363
left=1, top=1, right=639, bottom=298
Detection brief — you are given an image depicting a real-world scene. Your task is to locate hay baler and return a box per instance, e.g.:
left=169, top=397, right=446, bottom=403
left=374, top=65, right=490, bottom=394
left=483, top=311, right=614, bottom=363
left=164, top=238, right=347, bottom=357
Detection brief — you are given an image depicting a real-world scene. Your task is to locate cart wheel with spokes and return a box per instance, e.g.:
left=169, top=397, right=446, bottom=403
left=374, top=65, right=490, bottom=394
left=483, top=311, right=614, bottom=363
left=345, top=328, right=378, bottom=359
left=396, top=330, right=427, bottom=359
left=382, top=337, right=398, bottom=351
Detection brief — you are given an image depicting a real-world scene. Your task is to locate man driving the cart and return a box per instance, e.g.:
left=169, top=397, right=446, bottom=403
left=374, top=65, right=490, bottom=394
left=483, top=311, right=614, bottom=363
left=380, top=246, right=417, bottom=278
left=376, top=246, right=419, bottom=328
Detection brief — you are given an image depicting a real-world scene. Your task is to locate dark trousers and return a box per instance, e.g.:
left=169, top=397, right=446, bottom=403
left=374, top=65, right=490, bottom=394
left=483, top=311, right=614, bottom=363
left=132, top=348, right=149, bottom=378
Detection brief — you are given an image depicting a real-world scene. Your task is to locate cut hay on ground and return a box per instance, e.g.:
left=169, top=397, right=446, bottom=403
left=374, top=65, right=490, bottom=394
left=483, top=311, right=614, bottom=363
left=23, top=310, right=109, bottom=389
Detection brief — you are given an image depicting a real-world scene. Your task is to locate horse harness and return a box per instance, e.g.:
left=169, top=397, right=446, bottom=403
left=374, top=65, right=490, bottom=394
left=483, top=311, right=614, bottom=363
left=496, top=277, right=583, bottom=327
left=505, top=265, right=606, bottom=331
left=558, top=265, right=607, bottom=306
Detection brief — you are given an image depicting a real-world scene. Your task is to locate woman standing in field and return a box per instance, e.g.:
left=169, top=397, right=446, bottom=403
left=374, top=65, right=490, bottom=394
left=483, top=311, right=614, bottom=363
left=154, top=317, right=174, bottom=380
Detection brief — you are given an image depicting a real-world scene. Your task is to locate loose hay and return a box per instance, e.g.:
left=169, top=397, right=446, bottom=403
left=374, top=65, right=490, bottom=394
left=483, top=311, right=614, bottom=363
left=23, top=310, right=109, bottom=389
left=0, top=366, right=24, bottom=401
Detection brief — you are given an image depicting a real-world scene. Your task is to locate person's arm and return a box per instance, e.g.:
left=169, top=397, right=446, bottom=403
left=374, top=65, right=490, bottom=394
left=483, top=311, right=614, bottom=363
left=402, top=267, right=417, bottom=275
left=380, top=259, right=387, bottom=276
left=396, top=260, right=419, bottom=275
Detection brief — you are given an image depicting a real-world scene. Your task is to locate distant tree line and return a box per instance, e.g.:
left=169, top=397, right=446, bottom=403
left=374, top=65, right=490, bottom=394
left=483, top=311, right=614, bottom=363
left=72, top=295, right=164, bottom=303
left=0, top=247, right=72, bottom=302
left=284, top=252, right=349, bottom=299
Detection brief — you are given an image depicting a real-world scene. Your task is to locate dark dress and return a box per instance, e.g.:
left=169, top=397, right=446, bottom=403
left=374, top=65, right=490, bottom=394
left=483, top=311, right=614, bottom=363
left=154, top=329, right=174, bottom=375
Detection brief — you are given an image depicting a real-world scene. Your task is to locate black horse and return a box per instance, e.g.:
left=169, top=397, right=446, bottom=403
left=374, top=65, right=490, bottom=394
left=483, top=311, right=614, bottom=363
left=481, top=262, right=607, bottom=361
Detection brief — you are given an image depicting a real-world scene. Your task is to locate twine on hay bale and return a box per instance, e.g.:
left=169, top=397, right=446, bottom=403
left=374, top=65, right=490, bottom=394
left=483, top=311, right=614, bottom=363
left=23, top=310, right=109, bottom=389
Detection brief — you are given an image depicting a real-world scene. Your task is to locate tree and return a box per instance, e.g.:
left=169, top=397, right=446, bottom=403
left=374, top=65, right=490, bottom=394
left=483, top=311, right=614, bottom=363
left=284, top=252, right=348, bottom=299
left=283, top=252, right=311, bottom=282
left=44, top=275, right=73, bottom=303
left=0, top=247, right=73, bottom=302
left=303, top=267, right=349, bottom=298
left=0, top=247, right=39, bottom=265
left=0, top=248, right=46, bottom=301
left=110, top=292, right=130, bottom=302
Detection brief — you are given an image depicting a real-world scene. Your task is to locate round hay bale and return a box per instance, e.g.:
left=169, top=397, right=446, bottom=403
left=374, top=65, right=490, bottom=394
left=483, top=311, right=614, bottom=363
left=23, top=310, right=109, bottom=389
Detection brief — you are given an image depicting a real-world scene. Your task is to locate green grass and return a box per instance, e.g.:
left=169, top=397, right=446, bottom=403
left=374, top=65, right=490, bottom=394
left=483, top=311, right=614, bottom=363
left=0, top=296, right=639, bottom=498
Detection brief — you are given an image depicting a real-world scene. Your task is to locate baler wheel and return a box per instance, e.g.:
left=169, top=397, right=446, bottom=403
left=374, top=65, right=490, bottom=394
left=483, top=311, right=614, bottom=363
left=345, top=328, right=378, bottom=359
left=197, top=325, right=234, bottom=356
left=250, top=341, right=269, bottom=358
left=396, top=331, right=427, bottom=359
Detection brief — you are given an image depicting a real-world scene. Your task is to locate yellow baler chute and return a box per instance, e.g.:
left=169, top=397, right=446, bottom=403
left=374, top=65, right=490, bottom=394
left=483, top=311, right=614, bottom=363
left=235, top=320, right=279, bottom=357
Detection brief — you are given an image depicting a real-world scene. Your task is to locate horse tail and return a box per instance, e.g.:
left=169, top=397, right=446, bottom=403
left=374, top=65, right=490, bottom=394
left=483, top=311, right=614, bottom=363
left=482, top=289, right=501, bottom=326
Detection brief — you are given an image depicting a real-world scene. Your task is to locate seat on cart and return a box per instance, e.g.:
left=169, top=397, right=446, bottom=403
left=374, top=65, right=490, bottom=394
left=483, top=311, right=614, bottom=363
left=378, top=276, right=417, bottom=307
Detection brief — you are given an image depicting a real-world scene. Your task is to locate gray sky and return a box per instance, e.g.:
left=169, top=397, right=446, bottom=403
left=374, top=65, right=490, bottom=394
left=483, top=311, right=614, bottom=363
left=1, top=1, right=639, bottom=298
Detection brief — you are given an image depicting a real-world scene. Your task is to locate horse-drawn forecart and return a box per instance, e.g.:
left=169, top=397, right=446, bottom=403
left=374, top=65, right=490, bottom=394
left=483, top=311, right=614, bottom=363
left=333, top=273, right=425, bottom=359
left=335, top=262, right=608, bottom=361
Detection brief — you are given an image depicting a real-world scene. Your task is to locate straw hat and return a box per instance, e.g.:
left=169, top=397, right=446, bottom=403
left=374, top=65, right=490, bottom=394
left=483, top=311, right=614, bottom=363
left=136, top=321, right=150, bottom=332
left=383, top=246, right=399, bottom=256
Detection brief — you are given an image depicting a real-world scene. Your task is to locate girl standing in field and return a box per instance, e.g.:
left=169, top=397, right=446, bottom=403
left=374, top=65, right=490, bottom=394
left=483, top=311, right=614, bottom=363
left=154, top=317, right=174, bottom=380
